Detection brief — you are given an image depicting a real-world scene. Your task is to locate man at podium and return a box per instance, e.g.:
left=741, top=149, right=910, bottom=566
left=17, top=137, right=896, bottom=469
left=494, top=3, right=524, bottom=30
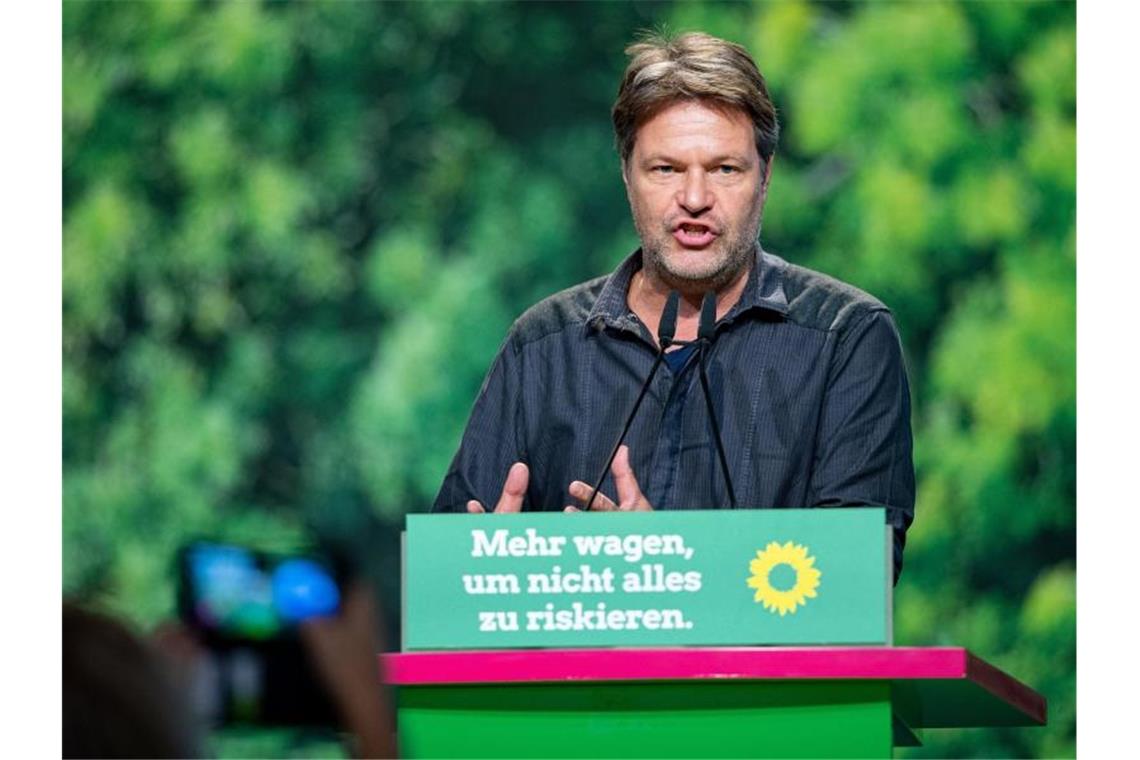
left=432, top=32, right=915, bottom=580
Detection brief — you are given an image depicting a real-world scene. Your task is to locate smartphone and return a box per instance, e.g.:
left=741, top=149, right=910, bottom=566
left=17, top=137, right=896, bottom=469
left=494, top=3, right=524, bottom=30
left=179, top=541, right=343, bottom=641
left=177, top=541, right=345, bottom=726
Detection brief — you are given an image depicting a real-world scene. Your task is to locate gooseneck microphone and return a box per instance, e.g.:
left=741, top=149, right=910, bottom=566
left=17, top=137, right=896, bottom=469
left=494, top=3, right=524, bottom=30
left=697, top=291, right=738, bottom=508
left=583, top=290, right=680, bottom=512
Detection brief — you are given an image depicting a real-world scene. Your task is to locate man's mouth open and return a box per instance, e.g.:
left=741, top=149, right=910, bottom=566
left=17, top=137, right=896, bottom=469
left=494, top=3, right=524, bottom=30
left=672, top=222, right=718, bottom=248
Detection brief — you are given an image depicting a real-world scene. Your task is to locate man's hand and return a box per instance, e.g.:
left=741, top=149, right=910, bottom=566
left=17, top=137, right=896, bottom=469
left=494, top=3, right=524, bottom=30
left=566, top=445, right=653, bottom=512
left=467, top=462, right=529, bottom=514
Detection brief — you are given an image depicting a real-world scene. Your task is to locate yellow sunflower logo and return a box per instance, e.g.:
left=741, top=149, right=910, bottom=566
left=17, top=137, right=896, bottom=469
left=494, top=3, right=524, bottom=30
left=746, top=541, right=822, bottom=616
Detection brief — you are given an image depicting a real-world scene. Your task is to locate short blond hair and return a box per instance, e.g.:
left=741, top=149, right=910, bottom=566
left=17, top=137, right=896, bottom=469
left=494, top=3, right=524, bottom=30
left=612, top=31, right=779, bottom=166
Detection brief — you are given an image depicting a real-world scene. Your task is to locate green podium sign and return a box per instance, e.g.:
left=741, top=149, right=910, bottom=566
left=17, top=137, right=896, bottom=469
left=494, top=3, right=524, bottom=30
left=403, top=508, right=891, bottom=650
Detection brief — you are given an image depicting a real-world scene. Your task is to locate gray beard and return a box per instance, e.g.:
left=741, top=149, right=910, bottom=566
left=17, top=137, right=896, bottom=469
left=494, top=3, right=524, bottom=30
left=639, top=231, right=759, bottom=295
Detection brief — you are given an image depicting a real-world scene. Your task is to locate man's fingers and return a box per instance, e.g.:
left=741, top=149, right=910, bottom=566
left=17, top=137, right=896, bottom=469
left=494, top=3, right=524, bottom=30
left=468, top=462, right=529, bottom=514
left=567, top=480, right=617, bottom=511
left=565, top=447, right=653, bottom=513
left=613, top=445, right=652, bottom=511
left=493, top=462, right=529, bottom=513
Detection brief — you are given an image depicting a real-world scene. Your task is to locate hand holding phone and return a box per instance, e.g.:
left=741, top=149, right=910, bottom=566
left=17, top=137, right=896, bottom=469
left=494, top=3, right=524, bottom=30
left=176, top=541, right=346, bottom=726
left=300, top=584, right=396, bottom=758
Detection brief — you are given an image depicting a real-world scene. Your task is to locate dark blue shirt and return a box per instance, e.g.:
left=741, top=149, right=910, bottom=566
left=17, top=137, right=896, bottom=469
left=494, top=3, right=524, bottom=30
left=663, top=343, right=698, bottom=374
left=432, top=246, right=915, bottom=580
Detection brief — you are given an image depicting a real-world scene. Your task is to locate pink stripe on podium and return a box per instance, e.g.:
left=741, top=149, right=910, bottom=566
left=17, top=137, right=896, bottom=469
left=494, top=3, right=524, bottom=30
left=381, top=646, right=970, bottom=684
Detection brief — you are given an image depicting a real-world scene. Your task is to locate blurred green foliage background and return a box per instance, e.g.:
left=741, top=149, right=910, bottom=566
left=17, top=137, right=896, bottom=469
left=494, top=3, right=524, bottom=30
left=63, top=1, right=1074, bottom=757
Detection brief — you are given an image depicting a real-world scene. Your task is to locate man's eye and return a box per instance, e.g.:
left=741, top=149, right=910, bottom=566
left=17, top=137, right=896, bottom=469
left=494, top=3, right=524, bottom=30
left=651, top=165, right=676, bottom=174
left=716, top=165, right=739, bottom=174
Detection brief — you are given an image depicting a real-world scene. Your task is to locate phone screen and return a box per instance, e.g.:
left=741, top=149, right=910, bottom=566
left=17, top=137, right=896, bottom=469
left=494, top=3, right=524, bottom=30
left=183, top=542, right=341, bottom=640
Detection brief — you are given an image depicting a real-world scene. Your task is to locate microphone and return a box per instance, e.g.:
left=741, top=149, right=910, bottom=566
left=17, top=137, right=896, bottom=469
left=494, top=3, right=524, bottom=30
left=583, top=291, right=680, bottom=511
left=698, top=288, right=717, bottom=342
left=658, top=289, right=680, bottom=347
left=697, top=292, right=738, bottom=508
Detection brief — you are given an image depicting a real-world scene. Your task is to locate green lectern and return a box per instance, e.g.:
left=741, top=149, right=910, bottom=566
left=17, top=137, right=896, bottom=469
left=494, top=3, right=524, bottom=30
left=392, top=510, right=1046, bottom=757
left=381, top=646, right=1044, bottom=758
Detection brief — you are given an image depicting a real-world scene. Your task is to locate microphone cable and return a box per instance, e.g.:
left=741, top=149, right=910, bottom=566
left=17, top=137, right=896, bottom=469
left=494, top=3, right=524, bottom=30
left=697, top=291, right=738, bottom=508
left=583, top=290, right=680, bottom=512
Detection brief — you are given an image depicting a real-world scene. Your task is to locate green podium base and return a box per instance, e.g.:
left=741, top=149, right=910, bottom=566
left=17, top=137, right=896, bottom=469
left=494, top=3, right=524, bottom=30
left=383, top=647, right=1045, bottom=759
left=399, top=681, right=894, bottom=759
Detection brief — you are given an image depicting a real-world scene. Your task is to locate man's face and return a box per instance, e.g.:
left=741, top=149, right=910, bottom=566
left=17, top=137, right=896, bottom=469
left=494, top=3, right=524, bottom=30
left=623, top=100, right=770, bottom=294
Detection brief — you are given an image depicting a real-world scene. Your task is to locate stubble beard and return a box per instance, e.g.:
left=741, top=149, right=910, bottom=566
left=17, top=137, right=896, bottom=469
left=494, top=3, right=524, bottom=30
left=635, top=212, right=762, bottom=295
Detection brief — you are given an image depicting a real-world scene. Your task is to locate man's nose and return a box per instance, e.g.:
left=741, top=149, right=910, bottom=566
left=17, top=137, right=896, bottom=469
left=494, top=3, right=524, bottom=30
left=677, top=169, right=713, bottom=215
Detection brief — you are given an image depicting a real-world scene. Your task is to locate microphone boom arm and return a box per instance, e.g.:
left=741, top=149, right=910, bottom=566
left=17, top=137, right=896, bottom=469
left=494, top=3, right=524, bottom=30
left=697, top=342, right=738, bottom=508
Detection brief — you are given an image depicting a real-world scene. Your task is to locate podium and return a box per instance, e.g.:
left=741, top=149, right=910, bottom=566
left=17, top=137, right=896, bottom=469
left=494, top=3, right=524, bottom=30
left=396, top=510, right=1046, bottom=757
left=381, top=646, right=1045, bottom=758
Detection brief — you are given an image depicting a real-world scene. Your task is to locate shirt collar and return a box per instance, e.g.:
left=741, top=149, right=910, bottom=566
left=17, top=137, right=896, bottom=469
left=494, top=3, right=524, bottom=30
left=587, top=244, right=789, bottom=332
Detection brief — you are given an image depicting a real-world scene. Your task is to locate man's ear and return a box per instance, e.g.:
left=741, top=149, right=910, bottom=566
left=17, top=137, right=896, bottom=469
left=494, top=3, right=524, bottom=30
left=620, top=158, right=630, bottom=188
left=761, top=155, right=775, bottom=190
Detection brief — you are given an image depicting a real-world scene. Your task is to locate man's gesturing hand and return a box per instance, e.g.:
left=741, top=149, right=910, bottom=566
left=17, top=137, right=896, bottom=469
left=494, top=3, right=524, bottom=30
left=566, top=445, right=653, bottom=512
left=467, top=462, right=529, bottom=514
